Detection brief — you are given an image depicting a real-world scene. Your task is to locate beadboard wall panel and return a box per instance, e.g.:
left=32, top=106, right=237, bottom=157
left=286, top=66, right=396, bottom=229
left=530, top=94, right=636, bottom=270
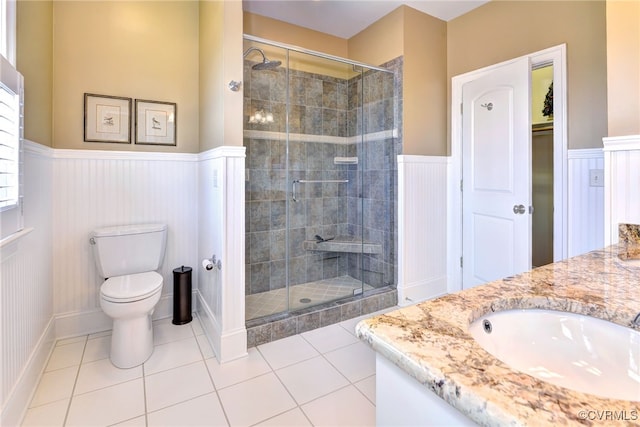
left=397, top=155, right=448, bottom=305
left=567, top=149, right=605, bottom=257
left=1, top=141, right=55, bottom=426
left=52, top=151, right=198, bottom=318
left=604, top=135, right=640, bottom=245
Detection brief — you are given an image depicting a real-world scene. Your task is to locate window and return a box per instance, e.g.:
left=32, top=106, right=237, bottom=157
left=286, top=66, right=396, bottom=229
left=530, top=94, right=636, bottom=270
left=0, top=0, right=23, bottom=241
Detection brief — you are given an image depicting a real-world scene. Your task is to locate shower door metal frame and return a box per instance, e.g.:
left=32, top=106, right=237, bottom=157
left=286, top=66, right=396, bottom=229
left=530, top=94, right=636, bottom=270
left=243, top=35, right=394, bottom=75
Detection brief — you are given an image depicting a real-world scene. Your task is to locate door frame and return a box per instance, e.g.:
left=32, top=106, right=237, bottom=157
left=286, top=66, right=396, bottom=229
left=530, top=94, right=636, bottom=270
left=448, top=44, right=567, bottom=292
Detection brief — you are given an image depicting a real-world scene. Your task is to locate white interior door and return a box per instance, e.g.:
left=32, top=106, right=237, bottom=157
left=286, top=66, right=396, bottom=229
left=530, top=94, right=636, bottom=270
left=462, top=58, right=531, bottom=289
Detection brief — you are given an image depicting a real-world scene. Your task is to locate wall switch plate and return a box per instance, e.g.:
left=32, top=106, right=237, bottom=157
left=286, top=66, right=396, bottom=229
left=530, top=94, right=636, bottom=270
left=589, top=169, right=604, bottom=187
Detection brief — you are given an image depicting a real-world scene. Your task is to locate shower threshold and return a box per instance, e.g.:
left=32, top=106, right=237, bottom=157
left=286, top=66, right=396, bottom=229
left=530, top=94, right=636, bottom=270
left=246, top=275, right=374, bottom=321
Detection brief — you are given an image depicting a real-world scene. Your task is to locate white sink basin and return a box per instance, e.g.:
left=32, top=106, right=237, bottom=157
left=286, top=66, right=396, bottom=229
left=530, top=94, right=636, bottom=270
left=469, top=309, right=640, bottom=401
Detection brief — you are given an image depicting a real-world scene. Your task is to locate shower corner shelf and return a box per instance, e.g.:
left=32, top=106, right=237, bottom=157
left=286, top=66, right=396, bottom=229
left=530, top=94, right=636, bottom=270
left=303, top=236, right=382, bottom=255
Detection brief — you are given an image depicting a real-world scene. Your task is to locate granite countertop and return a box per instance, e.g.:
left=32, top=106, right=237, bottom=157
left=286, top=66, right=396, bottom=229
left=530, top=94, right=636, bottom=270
left=356, top=245, right=640, bottom=426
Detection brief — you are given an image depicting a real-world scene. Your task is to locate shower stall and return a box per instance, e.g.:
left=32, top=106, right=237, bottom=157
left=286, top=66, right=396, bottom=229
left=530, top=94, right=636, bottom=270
left=243, top=36, right=400, bottom=344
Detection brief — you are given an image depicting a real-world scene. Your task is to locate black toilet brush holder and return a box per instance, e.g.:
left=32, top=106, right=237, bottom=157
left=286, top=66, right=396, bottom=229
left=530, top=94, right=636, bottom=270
left=172, top=266, right=193, bottom=325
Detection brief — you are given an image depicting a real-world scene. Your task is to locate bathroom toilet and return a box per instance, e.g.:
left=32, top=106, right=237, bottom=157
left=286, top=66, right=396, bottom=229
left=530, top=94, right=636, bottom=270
left=90, top=223, right=167, bottom=368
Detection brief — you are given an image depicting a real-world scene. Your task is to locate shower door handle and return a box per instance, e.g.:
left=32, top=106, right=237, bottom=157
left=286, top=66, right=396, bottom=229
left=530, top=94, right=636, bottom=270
left=292, top=180, right=299, bottom=202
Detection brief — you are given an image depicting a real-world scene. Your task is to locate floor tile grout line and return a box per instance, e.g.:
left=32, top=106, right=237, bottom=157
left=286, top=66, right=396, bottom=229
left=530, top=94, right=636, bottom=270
left=214, top=370, right=274, bottom=392
left=201, top=358, right=233, bottom=427
left=299, top=327, right=361, bottom=355
left=61, top=334, right=88, bottom=427
left=143, top=391, right=224, bottom=423
left=267, top=361, right=314, bottom=427
left=71, top=374, right=145, bottom=398
left=262, top=349, right=320, bottom=371
left=316, top=346, right=356, bottom=390
left=353, top=373, right=376, bottom=406
left=142, top=362, right=149, bottom=427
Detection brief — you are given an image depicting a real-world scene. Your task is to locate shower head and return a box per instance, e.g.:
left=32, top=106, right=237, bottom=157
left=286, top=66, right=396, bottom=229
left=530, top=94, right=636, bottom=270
left=243, top=47, right=281, bottom=71
left=252, top=59, right=282, bottom=70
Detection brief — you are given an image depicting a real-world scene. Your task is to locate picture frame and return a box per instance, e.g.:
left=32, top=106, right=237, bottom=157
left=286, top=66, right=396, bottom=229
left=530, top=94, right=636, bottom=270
left=84, top=93, right=131, bottom=143
left=135, top=99, right=177, bottom=146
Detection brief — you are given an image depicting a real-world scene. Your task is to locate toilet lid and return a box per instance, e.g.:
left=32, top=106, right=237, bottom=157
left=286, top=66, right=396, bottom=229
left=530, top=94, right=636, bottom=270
left=101, top=271, right=163, bottom=302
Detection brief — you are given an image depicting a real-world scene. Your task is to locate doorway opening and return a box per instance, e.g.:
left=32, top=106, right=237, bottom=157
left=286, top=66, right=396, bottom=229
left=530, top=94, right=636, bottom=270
left=449, top=44, right=567, bottom=291
left=532, top=64, right=554, bottom=267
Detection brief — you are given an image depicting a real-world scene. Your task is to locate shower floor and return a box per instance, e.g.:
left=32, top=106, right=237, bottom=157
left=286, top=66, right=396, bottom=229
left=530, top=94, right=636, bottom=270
left=246, top=275, right=375, bottom=321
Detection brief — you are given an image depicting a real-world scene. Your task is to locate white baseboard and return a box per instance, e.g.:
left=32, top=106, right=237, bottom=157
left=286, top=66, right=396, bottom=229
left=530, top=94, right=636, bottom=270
left=1, top=318, right=56, bottom=427
left=218, top=327, right=248, bottom=363
left=55, top=291, right=199, bottom=339
left=196, top=290, right=247, bottom=364
left=196, top=290, right=222, bottom=359
left=397, top=276, right=448, bottom=307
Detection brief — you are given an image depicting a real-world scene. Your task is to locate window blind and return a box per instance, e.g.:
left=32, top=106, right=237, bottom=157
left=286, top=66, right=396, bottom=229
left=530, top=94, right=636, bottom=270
left=0, top=53, right=23, bottom=239
left=0, top=77, right=20, bottom=210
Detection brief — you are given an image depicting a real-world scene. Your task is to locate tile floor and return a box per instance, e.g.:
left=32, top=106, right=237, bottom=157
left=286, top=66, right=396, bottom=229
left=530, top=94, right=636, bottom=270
left=21, top=308, right=394, bottom=426
left=245, top=276, right=375, bottom=320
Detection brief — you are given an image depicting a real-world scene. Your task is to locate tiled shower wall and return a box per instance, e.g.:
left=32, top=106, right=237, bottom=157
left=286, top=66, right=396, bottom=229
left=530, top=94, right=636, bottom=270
left=244, top=55, right=402, bottom=299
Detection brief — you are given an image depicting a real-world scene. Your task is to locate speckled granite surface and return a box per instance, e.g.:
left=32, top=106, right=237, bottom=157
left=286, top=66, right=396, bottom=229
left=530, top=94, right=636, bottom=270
left=618, top=224, right=640, bottom=260
left=356, top=245, right=640, bottom=426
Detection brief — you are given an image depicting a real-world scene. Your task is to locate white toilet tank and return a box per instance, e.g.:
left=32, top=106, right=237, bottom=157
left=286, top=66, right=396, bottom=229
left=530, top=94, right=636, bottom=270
left=91, top=223, right=167, bottom=278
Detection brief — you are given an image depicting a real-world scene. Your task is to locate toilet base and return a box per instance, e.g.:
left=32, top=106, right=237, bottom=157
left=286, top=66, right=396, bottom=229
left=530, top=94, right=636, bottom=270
left=110, top=313, right=154, bottom=369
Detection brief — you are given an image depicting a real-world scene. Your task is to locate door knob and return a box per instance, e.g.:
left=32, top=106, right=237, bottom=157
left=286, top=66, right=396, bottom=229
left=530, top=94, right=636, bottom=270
left=513, top=204, right=526, bottom=215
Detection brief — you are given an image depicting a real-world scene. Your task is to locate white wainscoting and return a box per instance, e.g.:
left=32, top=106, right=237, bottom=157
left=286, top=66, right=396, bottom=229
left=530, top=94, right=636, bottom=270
left=52, top=149, right=199, bottom=338
left=604, top=135, right=640, bottom=245
left=197, top=147, right=247, bottom=363
left=397, top=155, right=449, bottom=305
left=1, top=141, right=55, bottom=427
left=567, top=148, right=605, bottom=257
left=2, top=144, right=248, bottom=423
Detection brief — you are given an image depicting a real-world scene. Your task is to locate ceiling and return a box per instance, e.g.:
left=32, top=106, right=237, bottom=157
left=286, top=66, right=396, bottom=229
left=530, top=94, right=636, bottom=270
left=242, top=0, right=490, bottom=39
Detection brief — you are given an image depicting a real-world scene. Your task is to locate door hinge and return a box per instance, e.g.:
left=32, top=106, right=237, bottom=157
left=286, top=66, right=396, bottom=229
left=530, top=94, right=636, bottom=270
left=460, top=257, right=463, bottom=268
left=460, top=103, right=463, bottom=114
left=460, top=180, right=463, bottom=192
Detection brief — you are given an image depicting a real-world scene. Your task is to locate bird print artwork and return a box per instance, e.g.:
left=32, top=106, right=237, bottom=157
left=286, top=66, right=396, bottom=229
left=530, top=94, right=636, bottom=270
left=152, top=117, right=162, bottom=130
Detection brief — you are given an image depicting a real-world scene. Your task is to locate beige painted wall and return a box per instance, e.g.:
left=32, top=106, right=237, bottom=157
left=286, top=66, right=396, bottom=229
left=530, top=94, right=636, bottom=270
left=17, top=0, right=53, bottom=147
left=606, top=0, right=640, bottom=136
left=53, top=1, right=199, bottom=152
left=348, top=6, right=404, bottom=66
left=350, top=6, right=447, bottom=156
left=402, top=7, right=447, bottom=156
left=200, top=0, right=244, bottom=150
left=243, top=12, right=348, bottom=58
left=448, top=1, right=608, bottom=150
left=200, top=1, right=225, bottom=150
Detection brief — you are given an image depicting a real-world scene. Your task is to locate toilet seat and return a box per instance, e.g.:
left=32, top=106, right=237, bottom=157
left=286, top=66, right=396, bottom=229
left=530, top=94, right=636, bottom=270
left=101, top=271, right=163, bottom=303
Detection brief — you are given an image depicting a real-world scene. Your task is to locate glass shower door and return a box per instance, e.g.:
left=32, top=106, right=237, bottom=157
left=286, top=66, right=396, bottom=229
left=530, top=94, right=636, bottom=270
left=244, top=36, right=396, bottom=322
left=285, top=50, right=365, bottom=312
left=243, top=40, right=289, bottom=320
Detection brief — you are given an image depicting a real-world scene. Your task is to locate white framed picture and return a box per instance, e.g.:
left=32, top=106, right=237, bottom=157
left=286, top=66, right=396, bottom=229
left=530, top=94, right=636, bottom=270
left=135, top=99, right=177, bottom=146
left=84, top=93, right=131, bottom=143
